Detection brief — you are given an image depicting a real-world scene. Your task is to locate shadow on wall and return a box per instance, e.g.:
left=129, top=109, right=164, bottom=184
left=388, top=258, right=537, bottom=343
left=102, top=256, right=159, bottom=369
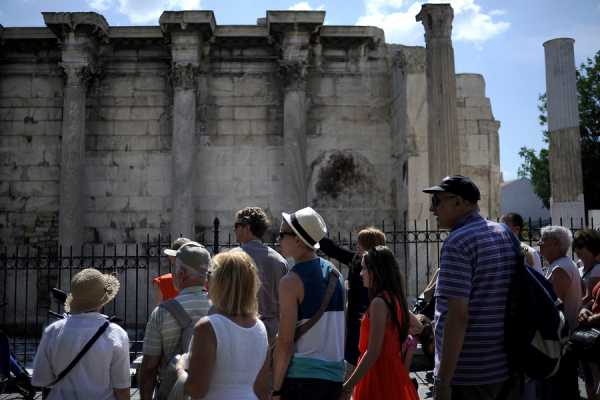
left=308, top=150, right=392, bottom=231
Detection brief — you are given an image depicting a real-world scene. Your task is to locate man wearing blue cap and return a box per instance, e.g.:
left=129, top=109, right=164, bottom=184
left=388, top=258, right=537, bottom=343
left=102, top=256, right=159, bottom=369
left=423, top=175, right=520, bottom=400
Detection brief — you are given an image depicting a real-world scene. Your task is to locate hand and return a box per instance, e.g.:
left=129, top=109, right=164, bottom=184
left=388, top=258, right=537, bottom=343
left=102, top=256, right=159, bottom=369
left=578, top=308, right=593, bottom=324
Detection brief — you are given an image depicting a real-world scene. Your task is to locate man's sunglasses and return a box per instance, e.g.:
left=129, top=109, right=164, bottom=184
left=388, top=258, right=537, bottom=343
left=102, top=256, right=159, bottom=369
left=277, top=231, right=296, bottom=240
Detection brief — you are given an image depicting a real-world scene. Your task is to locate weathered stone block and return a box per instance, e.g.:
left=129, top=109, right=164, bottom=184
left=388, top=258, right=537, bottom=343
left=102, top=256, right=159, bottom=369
left=0, top=76, right=32, bottom=98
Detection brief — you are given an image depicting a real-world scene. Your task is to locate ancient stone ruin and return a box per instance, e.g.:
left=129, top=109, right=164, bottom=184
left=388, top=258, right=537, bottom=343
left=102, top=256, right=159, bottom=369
left=0, top=6, right=501, bottom=248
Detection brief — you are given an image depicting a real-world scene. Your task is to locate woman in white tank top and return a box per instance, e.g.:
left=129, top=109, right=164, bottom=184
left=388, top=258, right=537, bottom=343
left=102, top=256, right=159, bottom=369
left=174, top=250, right=270, bottom=400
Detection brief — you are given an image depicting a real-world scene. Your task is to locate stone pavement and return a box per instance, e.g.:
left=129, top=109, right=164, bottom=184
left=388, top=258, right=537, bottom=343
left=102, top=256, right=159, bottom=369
left=0, top=371, right=589, bottom=399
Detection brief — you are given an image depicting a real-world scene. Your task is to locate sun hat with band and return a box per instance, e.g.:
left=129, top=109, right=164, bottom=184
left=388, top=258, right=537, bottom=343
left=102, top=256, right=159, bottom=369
left=282, top=207, right=327, bottom=250
left=64, top=268, right=120, bottom=314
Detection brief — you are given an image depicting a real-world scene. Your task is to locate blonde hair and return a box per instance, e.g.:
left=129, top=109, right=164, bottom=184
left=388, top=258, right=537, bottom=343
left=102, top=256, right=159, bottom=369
left=209, top=251, right=261, bottom=317
left=357, top=227, right=386, bottom=250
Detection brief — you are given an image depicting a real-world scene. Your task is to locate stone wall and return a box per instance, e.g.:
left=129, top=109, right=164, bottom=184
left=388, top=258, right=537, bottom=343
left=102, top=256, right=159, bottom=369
left=0, top=34, right=62, bottom=247
left=456, top=73, right=501, bottom=219
left=0, top=10, right=501, bottom=248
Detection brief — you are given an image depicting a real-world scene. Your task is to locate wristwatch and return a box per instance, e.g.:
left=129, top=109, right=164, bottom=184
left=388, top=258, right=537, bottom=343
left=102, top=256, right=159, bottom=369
left=272, top=388, right=283, bottom=396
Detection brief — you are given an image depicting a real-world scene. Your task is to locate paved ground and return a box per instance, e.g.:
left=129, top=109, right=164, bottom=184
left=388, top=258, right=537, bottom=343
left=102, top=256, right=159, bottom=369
left=0, top=370, right=589, bottom=399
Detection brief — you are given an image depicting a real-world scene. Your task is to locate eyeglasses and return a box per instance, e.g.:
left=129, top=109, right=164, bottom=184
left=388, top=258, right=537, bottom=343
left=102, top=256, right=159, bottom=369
left=277, top=231, right=296, bottom=240
left=431, top=194, right=457, bottom=208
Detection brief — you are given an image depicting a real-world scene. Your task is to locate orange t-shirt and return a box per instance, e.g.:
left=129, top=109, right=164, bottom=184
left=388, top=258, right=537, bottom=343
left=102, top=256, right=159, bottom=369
left=153, top=273, right=179, bottom=301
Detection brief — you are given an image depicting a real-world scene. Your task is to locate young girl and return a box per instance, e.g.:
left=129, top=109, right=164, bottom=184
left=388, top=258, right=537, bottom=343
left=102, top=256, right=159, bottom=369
left=342, top=246, right=419, bottom=400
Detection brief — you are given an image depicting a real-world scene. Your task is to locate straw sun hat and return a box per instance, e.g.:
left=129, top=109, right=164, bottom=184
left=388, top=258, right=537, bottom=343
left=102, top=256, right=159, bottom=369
left=64, top=268, right=120, bottom=313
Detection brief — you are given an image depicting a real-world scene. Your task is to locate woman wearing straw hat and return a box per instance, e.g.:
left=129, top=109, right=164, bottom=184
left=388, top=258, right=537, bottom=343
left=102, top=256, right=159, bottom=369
left=31, top=268, right=131, bottom=400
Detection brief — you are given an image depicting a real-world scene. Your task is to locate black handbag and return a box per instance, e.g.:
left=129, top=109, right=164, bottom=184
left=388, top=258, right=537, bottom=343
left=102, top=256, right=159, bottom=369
left=570, top=327, right=600, bottom=359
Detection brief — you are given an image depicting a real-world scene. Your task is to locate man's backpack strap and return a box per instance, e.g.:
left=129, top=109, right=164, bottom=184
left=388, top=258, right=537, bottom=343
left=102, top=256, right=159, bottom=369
left=294, top=268, right=340, bottom=341
left=159, top=299, right=193, bottom=358
left=160, top=299, right=193, bottom=330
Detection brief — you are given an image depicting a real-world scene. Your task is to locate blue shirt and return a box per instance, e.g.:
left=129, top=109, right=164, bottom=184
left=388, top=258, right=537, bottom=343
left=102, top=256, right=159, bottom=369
left=434, top=212, right=517, bottom=385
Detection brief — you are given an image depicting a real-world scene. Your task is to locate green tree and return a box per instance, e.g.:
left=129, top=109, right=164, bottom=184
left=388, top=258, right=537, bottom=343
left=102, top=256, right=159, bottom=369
left=518, top=50, right=600, bottom=211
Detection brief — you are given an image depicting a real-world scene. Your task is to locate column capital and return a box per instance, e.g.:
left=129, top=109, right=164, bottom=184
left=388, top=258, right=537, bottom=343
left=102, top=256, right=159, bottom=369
left=43, top=12, right=109, bottom=43
left=160, top=11, right=216, bottom=42
left=60, top=63, right=97, bottom=88
left=169, top=63, right=199, bottom=90
left=279, top=59, right=308, bottom=90
left=416, top=4, right=453, bottom=40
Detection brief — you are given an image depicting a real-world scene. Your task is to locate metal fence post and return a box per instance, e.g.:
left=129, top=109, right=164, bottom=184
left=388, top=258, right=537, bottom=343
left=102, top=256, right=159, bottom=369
left=213, top=217, right=220, bottom=254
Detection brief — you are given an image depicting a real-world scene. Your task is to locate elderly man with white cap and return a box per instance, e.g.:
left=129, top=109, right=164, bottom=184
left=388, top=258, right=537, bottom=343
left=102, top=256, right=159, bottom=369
left=140, top=242, right=211, bottom=400
left=271, top=207, right=345, bottom=400
left=31, top=268, right=131, bottom=399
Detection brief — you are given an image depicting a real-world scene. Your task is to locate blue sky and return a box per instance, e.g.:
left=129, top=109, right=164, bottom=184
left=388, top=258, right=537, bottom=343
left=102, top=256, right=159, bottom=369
left=1, top=0, right=599, bottom=181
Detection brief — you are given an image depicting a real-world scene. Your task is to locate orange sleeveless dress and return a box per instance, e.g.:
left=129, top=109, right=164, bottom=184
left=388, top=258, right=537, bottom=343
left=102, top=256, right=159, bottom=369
left=352, top=296, right=419, bottom=400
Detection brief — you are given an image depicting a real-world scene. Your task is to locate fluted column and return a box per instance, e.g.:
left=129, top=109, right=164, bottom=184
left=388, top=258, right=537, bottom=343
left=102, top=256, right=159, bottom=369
left=416, top=4, right=460, bottom=184
left=267, top=11, right=324, bottom=210
left=59, top=64, right=93, bottom=250
left=544, top=38, right=585, bottom=224
left=280, top=55, right=309, bottom=209
left=160, top=11, right=215, bottom=239
left=43, top=12, right=108, bottom=252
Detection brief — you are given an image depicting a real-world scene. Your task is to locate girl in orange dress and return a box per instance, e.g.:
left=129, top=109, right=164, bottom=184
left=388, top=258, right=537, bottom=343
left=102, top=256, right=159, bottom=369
left=342, top=246, right=420, bottom=400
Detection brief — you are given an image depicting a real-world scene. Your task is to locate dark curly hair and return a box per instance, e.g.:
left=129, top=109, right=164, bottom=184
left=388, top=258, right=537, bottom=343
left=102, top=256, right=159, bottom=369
left=363, top=246, right=410, bottom=345
left=573, top=228, right=600, bottom=256
left=235, top=207, right=270, bottom=239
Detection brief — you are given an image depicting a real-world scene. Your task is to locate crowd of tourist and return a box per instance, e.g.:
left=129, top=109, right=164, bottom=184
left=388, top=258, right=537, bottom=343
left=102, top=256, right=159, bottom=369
left=25, top=175, right=600, bottom=400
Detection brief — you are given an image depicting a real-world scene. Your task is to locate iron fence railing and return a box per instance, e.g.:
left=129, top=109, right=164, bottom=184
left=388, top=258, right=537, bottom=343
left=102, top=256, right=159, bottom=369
left=1, top=216, right=596, bottom=365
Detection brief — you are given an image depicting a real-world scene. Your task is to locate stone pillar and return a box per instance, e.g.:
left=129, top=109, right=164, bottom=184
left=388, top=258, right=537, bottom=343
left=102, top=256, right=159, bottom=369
left=416, top=4, right=460, bottom=184
left=43, top=12, right=108, bottom=252
left=267, top=11, right=325, bottom=210
left=281, top=55, right=309, bottom=209
left=160, top=11, right=215, bottom=239
left=544, top=38, right=585, bottom=225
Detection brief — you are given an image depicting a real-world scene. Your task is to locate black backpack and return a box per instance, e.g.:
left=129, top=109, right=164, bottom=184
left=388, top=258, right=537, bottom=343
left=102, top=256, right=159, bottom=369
left=504, top=225, right=570, bottom=380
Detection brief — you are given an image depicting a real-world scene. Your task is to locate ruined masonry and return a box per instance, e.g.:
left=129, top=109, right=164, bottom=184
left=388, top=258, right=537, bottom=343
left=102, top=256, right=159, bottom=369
left=0, top=6, right=501, bottom=249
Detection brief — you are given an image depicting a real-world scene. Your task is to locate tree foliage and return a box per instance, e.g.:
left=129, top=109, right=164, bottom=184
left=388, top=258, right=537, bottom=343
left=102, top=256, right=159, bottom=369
left=518, top=50, right=600, bottom=211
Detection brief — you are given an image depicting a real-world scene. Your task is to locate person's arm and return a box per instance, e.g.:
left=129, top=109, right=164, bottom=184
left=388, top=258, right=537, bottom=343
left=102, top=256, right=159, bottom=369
left=183, top=318, right=216, bottom=398
left=436, top=297, right=469, bottom=385
left=139, top=308, right=163, bottom=400
left=319, top=237, right=355, bottom=265
left=343, top=297, right=387, bottom=390
left=111, top=328, right=132, bottom=399
left=113, top=388, right=130, bottom=400
left=583, top=277, right=600, bottom=305
left=548, top=267, right=572, bottom=302
left=408, top=311, right=424, bottom=335
left=272, top=273, right=301, bottom=399
left=139, top=355, right=160, bottom=400
left=253, top=352, right=271, bottom=400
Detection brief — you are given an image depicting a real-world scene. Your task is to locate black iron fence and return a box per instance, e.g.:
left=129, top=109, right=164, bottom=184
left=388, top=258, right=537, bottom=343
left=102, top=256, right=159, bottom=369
left=0, top=216, right=595, bottom=365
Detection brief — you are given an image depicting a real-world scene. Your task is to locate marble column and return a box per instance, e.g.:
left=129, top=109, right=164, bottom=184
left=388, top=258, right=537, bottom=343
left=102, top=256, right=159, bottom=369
left=160, top=11, right=215, bottom=239
left=544, top=38, right=585, bottom=225
left=59, top=64, right=92, bottom=251
left=416, top=4, right=460, bottom=184
left=281, top=57, right=309, bottom=209
left=43, top=12, right=108, bottom=252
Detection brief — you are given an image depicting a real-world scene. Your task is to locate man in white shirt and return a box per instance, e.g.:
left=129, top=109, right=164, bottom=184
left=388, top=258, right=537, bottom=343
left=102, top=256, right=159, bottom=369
left=32, top=268, right=130, bottom=400
left=501, top=213, right=543, bottom=274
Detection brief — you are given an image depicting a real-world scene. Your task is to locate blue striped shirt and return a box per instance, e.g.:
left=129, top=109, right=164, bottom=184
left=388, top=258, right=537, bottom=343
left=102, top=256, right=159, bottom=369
left=434, top=213, right=517, bottom=385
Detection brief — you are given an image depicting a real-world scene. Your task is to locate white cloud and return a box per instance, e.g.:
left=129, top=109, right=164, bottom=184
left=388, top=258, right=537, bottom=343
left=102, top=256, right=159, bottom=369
left=88, top=0, right=114, bottom=11
left=87, top=0, right=201, bottom=24
left=288, top=2, right=325, bottom=11
left=356, top=0, right=510, bottom=46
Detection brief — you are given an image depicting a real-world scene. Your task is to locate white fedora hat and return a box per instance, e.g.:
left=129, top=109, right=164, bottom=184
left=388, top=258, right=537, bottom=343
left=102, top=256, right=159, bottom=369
left=282, top=207, right=327, bottom=250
